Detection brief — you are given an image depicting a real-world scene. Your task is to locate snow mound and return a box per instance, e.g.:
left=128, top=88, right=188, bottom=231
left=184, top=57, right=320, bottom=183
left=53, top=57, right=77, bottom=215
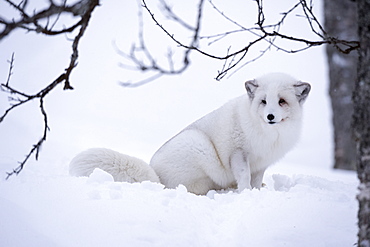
left=87, top=168, right=114, bottom=183
left=273, top=173, right=351, bottom=192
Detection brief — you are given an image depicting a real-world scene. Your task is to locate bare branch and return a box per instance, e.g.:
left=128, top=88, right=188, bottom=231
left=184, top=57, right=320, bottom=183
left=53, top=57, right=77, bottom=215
left=1, top=0, right=100, bottom=178
left=4, top=53, right=15, bottom=87
left=117, top=0, right=205, bottom=87
left=122, top=0, right=359, bottom=82
left=159, top=0, right=195, bottom=31
left=119, top=73, right=163, bottom=88
left=5, top=97, right=50, bottom=179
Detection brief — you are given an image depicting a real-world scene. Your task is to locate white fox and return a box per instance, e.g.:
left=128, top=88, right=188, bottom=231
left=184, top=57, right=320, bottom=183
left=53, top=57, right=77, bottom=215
left=70, top=73, right=311, bottom=195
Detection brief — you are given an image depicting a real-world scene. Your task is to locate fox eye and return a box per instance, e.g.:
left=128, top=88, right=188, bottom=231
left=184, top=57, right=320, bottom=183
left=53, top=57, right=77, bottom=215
left=261, top=99, right=267, bottom=105
left=279, top=98, right=286, bottom=105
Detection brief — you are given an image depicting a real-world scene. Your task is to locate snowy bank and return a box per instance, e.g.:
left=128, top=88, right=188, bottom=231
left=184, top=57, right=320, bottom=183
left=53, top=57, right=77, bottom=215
left=0, top=162, right=358, bottom=247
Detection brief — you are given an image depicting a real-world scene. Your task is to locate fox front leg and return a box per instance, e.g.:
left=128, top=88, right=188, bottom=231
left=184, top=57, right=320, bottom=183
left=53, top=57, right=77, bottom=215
left=251, top=169, right=266, bottom=189
left=230, top=150, right=252, bottom=192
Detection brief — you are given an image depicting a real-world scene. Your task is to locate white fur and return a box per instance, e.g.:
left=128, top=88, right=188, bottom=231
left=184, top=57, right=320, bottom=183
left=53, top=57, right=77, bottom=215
left=69, top=148, right=160, bottom=183
left=69, top=73, right=310, bottom=195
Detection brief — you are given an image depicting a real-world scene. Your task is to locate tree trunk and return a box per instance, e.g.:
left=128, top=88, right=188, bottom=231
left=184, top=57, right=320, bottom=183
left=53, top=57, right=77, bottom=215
left=324, top=0, right=357, bottom=170
left=354, top=0, right=370, bottom=245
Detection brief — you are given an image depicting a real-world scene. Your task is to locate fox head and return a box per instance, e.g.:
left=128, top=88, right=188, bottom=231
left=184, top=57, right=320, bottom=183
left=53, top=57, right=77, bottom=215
left=245, top=73, right=311, bottom=125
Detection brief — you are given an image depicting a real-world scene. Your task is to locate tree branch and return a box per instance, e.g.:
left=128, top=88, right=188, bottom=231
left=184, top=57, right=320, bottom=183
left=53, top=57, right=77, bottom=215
left=1, top=0, right=100, bottom=178
left=121, top=0, right=359, bottom=82
left=117, top=0, right=205, bottom=87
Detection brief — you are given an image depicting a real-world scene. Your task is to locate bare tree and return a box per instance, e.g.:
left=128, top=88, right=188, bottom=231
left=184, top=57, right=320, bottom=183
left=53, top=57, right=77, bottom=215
left=354, top=0, right=370, bottom=245
left=324, top=0, right=357, bottom=171
left=324, top=0, right=358, bottom=170
left=324, top=0, right=370, bottom=241
left=0, top=0, right=100, bottom=178
left=1, top=0, right=369, bottom=244
left=118, top=0, right=358, bottom=86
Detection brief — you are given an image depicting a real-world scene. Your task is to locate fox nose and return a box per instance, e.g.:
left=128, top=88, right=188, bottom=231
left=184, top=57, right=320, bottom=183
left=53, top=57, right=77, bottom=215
left=267, top=114, right=275, bottom=121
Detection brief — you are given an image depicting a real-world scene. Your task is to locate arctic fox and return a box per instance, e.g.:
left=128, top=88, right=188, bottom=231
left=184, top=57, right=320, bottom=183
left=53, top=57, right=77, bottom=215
left=69, top=73, right=311, bottom=195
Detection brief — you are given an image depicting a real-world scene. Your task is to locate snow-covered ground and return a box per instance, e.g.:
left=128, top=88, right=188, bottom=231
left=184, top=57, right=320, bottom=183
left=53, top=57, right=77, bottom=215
left=0, top=0, right=359, bottom=246
left=0, top=161, right=358, bottom=247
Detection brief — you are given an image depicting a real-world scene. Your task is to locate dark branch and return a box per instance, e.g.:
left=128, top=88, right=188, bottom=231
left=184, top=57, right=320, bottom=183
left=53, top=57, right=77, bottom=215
left=117, top=0, right=205, bottom=87
left=1, top=0, right=100, bottom=178
left=159, top=0, right=195, bottom=31
left=121, top=0, right=359, bottom=82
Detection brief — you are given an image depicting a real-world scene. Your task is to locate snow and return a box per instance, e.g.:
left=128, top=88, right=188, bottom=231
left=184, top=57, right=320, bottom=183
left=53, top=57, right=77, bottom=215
left=0, top=0, right=360, bottom=246
left=0, top=162, right=358, bottom=247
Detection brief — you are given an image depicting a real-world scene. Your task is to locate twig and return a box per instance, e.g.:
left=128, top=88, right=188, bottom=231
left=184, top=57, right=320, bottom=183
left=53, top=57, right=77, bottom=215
left=1, top=0, right=100, bottom=178
left=124, top=0, right=359, bottom=82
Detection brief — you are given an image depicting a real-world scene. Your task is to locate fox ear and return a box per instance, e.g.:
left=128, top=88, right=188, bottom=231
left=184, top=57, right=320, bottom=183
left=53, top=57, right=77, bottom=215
left=245, top=80, right=258, bottom=99
left=294, top=82, right=311, bottom=103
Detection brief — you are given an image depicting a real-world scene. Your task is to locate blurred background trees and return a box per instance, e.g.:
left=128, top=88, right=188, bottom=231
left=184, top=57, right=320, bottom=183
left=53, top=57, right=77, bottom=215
left=324, top=0, right=357, bottom=171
